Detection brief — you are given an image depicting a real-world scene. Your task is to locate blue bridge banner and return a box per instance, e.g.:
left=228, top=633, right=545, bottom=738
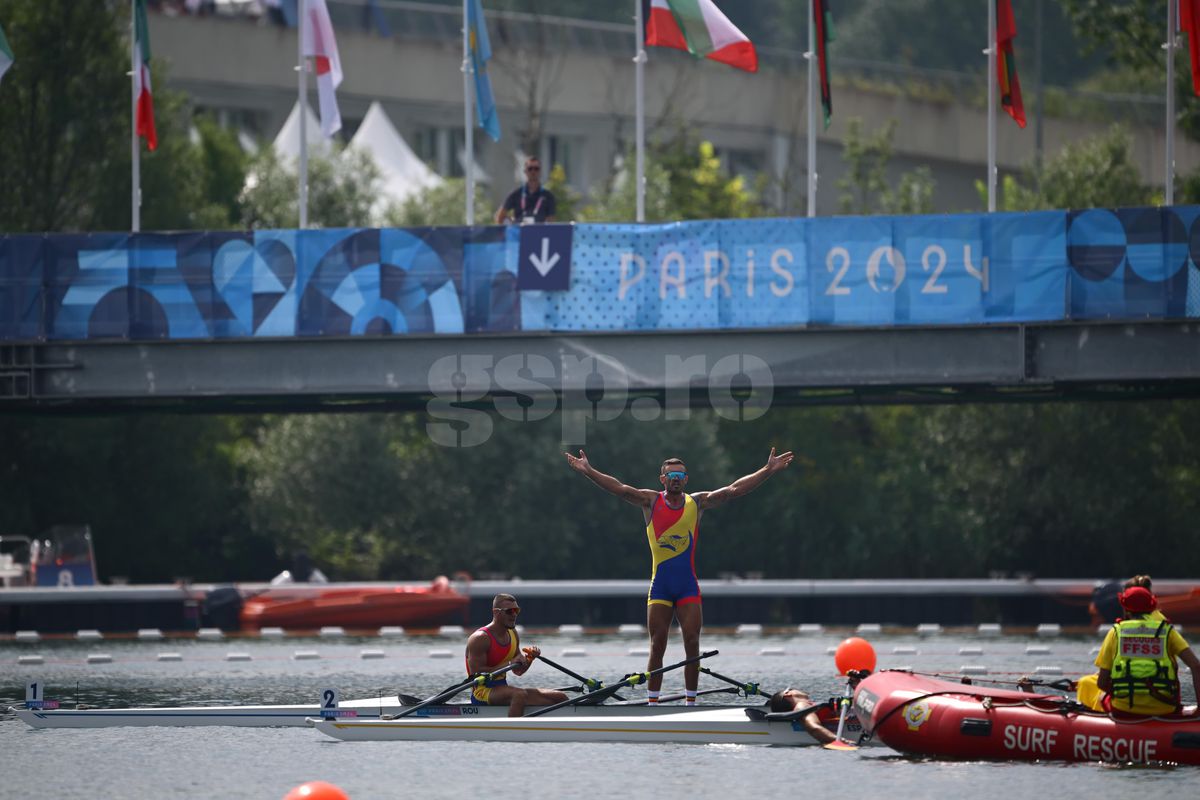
left=2, top=206, right=1198, bottom=341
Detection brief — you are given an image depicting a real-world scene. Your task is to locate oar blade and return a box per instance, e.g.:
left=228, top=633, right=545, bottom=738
left=823, top=740, right=859, bottom=751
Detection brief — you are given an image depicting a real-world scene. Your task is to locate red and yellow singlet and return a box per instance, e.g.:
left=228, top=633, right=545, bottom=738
left=645, top=492, right=701, bottom=607
left=467, top=626, right=519, bottom=704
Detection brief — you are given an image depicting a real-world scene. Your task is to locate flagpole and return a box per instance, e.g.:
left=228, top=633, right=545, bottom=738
left=464, top=0, right=475, bottom=225
left=634, top=0, right=646, bottom=223
left=131, top=0, right=140, bottom=233
left=987, top=0, right=997, bottom=213
left=1166, top=0, right=1177, bottom=206
left=806, top=0, right=817, bottom=218
left=298, top=0, right=309, bottom=229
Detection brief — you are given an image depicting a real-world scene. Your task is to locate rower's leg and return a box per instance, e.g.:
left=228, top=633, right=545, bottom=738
left=646, top=602, right=673, bottom=692
left=675, top=601, right=703, bottom=692
left=506, top=688, right=528, bottom=718
left=484, top=685, right=526, bottom=717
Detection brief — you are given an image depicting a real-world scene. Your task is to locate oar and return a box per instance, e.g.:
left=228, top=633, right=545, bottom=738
left=615, top=686, right=739, bottom=705
left=824, top=678, right=858, bottom=751
left=537, top=653, right=623, bottom=699
left=384, top=663, right=521, bottom=719
left=526, top=650, right=719, bottom=717
left=699, top=666, right=772, bottom=698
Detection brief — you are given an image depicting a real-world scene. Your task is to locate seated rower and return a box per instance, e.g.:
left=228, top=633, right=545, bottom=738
left=465, top=593, right=568, bottom=717
left=768, top=688, right=839, bottom=745
left=1077, top=586, right=1200, bottom=715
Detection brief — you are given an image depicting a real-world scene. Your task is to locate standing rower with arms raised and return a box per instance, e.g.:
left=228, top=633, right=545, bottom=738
left=564, top=449, right=794, bottom=705
left=465, top=593, right=568, bottom=716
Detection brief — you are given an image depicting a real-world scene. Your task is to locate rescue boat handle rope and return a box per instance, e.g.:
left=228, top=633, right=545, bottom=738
left=859, top=686, right=1200, bottom=745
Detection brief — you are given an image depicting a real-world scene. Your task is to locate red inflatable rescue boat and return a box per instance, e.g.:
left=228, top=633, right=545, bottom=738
left=240, top=577, right=468, bottom=631
left=853, top=670, right=1200, bottom=765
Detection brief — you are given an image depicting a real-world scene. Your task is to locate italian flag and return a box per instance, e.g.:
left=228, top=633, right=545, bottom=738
left=303, top=0, right=343, bottom=138
left=645, top=0, right=758, bottom=73
left=134, top=0, right=157, bottom=150
left=0, top=22, right=13, bottom=86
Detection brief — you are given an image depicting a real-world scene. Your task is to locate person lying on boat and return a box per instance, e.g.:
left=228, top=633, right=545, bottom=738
left=465, top=593, right=569, bottom=717
left=768, top=688, right=840, bottom=745
left=1075, top=586, right=1200, bottom=715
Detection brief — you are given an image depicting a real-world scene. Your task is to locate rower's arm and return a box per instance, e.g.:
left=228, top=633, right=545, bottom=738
left=564, top=449, right=655, bottom=508
left=801, top=710, right=838, bottom=745
left=1096, top=668, right=1112, bottom=694
left=694, top=447, right=794, bottom=510
left=465, top=633, right=493, bottom=675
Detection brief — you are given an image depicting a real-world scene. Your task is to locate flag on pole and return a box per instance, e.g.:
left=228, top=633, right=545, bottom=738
left=814, top=0, right=834, bottom=128
left=134, top=0, right=158, bottom=150
left=303, top=0, right=343, bottom=138
left=0, top=22, right=14, bottom=86
left=467, top=0, right=501, bottom=141
left=1182, top=0, right=1200, bottom=96
left=996, top=0, right=1025, bottom=128
left=644, top=0, right=758, bottom=73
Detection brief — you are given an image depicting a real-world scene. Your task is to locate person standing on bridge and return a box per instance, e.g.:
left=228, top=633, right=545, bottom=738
left=465, top=593, right=568, bottom=716
left=494, top=156, right=556, bottom=225
left=563, top=449, right=794, bottom=705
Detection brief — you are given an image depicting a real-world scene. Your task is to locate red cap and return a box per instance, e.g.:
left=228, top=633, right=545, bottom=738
left=1118, top=586, right=1157, bottom=614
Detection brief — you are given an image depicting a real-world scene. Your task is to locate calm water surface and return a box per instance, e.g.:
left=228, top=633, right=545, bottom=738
left=2, top=632, right=1196, bottom=799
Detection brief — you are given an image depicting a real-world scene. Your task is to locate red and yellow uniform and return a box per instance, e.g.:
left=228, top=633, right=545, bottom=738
left=467, top=626, right=519, bottom=704
left=646, top=492, right=701, bottom=607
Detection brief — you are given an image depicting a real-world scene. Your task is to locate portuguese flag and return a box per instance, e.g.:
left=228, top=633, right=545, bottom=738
left=814, top=0, right=834, bottom=128
left=644, top=0, right=758, bottom=73
left=996, top=0, right=1025, bottom=128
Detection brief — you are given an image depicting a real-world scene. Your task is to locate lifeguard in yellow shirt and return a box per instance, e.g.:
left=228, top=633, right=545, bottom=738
left=565, top=448, right=793, bottom=705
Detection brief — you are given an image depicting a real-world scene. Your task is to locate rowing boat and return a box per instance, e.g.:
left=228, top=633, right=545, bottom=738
left=309, top=707, right=845, bottom=746
left=10, top=695, right=756, bottom=729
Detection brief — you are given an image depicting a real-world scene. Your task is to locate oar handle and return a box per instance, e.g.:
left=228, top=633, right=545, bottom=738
left=537, top=654, right=605, bottom=692
left=699, top=666, right=770, bottom=698
left=393, top=662, right=519, bottom=718
left=526, top=650, right=718, bottom=717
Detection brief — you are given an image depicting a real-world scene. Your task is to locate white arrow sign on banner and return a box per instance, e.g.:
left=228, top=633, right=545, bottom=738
left=528, top=237, right=561, bottom=277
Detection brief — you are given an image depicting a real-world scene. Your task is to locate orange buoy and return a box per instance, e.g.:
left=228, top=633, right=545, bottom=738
left=834, top=636, right=877, bottom=675
left=283, top=781, right=349, bottom=800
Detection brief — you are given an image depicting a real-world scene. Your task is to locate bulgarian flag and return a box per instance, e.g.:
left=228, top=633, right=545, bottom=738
left=1182, top=0, right=1200, bottom=96
left=644, top=0, right=758, bottom=73
left=0, top=22, right=13, bottom=87
left=996, top=0, right=1026, bottom=128
left=134, top=0, right=157, bottom=150
left=303, top=0, right=343, bottom=138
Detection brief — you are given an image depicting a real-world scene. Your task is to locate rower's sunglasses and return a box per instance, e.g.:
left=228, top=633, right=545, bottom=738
left=665, top=471, right=687, bottom=480
left=494, top=607, right=521, bottom=616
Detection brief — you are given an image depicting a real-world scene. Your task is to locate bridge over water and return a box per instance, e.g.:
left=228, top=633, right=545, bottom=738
left=4, top=207, right=1200, bottom=414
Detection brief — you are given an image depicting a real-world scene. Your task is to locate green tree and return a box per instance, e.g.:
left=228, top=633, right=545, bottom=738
left=581, top=135, right=764, bottom=222
left=240, top=147, right=382, bottom=229
left=837, top=118, right=936, bottom=215
left=0, top=414, right=260, bottom=582
left=0, top=0, right=247, bottom=233
left=383, top=178, right=492, bottom=227
left=0, top=0, right=127, bottom=232
left=986, top=125, right=1152, bottom=211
